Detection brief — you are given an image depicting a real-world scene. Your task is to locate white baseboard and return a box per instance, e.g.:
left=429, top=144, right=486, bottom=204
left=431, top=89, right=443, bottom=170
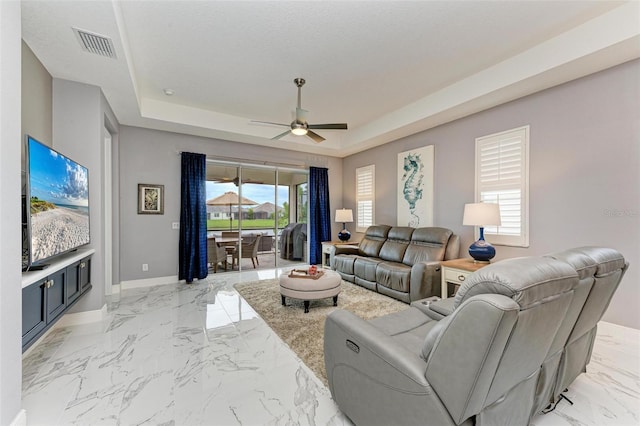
left=120, top=275, right=179, bottom=290
left=55, top=304, right=107, bottom=327
left=10, top=409, right=26, bottom=426
left=111, top=283, right=121, bottom=294
left=600, top=320, right=639, bottom=334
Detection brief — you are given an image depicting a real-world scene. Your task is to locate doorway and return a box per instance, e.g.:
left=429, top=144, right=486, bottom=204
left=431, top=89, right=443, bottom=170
left=206, top=161, right=308, bottom=272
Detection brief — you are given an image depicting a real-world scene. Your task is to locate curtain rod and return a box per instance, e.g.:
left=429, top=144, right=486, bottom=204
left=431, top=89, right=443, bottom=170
left=176, top=151, right=307, bottom=170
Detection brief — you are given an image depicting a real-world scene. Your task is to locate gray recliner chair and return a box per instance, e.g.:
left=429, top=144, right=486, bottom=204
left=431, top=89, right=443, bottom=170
left=540, top=247, right=628, bottom=412
left=324, top=247, right=627, bottom=426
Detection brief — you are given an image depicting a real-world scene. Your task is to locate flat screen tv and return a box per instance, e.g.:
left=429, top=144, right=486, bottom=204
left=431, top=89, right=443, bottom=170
left=25, top=135, right=90, bottom=269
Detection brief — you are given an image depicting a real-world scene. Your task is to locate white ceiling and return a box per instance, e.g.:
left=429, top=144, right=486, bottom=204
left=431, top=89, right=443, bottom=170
left=21, top=1, right=640, bottom=158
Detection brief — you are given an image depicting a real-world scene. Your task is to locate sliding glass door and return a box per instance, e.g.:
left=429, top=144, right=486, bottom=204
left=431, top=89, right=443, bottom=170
left=206, top=161, right=308, bottom=272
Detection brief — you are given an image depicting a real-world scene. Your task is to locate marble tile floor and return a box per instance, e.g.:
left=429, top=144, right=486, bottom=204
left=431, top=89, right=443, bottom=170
left=22, top=267, right=640, bottom=426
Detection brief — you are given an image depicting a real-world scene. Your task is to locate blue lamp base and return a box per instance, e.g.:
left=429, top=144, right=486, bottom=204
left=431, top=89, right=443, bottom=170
left=338, top=226, right=351, bottom=242
left=468, top=227, right=496, bottom=263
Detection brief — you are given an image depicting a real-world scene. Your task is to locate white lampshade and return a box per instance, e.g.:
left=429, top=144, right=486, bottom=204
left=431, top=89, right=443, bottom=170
left=463, top=203, right=502, bottom=227
left=335, top=208, right=353, bottom=223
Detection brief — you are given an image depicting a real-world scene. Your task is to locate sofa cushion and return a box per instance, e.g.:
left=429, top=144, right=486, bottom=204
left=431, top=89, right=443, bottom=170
left=379, top=227, right=413, bottom=262
left=354, top=257, right=383, bottom=282
left=403, top=227, right=453, bottom=266
left=358, top=225, right=391, bottom=257
left=454, top=257, right=578, bottom=310
left=376, top=261, right=412, bottom=293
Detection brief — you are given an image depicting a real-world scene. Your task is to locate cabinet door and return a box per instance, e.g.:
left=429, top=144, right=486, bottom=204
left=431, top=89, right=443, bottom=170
left=22, top=281, right=47, bottom=348
left=79, top=257, right=91, bottom=292
left=66, top=261, right=82, bottom=304
left=46, top=268, right=67, bottom=322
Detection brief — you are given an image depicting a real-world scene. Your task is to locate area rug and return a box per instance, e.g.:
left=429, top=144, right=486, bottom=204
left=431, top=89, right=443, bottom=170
left=234, top=277, right=407, bottom=386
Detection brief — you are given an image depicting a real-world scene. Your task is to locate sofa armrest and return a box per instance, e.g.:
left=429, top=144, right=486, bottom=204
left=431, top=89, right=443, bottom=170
left=324, top=309, right=430, bottom=393
left=334, top=246, right=359, bottom=256
left=410, top=261, right=442, bottom=301
left=331, top=245, right=359, bottom=269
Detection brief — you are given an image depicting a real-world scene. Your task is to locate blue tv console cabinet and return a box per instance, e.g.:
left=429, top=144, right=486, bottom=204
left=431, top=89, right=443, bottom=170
left=21, top=248, right=94, bottom=352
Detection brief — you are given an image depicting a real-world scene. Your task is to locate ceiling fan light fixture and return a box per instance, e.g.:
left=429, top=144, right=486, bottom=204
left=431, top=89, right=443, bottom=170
left=291, top=120, right=308, bottom=136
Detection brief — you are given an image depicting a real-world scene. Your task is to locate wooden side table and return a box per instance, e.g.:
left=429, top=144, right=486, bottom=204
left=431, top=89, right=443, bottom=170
left=440, top=258, right=488, bottom=299
left=321, top=241, right=359, bottom=269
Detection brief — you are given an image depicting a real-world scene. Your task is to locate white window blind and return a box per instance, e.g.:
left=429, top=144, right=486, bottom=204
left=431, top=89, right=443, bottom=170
left=356, top=165, right=375, bottom=232
left=475, top=126, right=529, bottom=247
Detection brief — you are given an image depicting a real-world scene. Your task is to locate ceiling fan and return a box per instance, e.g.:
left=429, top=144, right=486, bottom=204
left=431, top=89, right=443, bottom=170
left=251, top=78, right=348, bottom=143
left=211, top=176, right=263, bottom=186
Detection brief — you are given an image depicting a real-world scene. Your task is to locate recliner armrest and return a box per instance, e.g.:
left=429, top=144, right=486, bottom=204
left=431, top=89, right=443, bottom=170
left=324, top=309, right=430, bottom=392
left=325, top=309, right=462, bottom=426
left=411, top=297, right=455, bottom=320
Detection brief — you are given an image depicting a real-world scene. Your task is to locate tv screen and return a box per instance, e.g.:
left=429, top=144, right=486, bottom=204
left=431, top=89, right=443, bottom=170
left=26, top=136, right=90, bottom=266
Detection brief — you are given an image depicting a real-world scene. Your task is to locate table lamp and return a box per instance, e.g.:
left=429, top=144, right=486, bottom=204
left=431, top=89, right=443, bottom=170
left=463, top=202, right=501, bottom=263
left=335, top=208, right=353, bottom=241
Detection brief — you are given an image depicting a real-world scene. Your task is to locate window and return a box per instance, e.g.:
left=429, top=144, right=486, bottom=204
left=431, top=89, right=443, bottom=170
left=475, top=126, right=529, bottom=247
left=296, top=182, right=308, bottom=223
left=356, top=165, right=375, bottom=232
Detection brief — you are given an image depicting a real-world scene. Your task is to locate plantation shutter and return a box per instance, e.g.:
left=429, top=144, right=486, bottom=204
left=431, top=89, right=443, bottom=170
left=356, top=165, right=375, bottom=232
left=476, top=126, right=529, bottom=247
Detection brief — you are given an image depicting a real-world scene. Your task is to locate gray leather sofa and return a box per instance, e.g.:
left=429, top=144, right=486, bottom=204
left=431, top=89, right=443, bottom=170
left=324, top=247, right=627, bottom=426
left=331, top=225, right=459, bottom=303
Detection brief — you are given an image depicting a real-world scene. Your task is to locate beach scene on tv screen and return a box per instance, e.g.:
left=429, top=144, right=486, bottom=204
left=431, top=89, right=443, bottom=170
left=29, top=140, right=89, bottom=263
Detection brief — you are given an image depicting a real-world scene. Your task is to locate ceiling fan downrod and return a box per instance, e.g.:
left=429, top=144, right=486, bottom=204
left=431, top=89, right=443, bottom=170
left=294, top=78, right=305, bottom=110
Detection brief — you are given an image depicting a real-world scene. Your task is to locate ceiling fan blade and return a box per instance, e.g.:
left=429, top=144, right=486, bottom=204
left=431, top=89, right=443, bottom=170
left=308, top=123, right=348, bottom=130
left=251, top=120, right=290, bottom=127
left=306, top=130, right=325, bottom=143
left=272, top=130, right=292, bottom=140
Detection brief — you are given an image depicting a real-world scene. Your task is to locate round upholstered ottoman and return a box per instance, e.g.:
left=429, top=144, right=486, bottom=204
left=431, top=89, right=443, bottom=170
left=279, top=269, right=342, bottom=313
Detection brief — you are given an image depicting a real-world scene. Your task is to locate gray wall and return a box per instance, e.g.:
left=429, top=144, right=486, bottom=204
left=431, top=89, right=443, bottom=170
left=342, top=59, right=640, bottom=329
left=118, top=126, right=343, bottom=282
left=53, top=79, right=119, bottom=313
left=1, top=2, right=23, bottom=424
left=105, top=97, right=120, bottom=288
left=21, top=41, right=51, bottom=148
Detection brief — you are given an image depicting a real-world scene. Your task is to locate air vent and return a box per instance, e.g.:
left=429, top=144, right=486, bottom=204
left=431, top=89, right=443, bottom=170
left=72, top=27, right=116, bottom=59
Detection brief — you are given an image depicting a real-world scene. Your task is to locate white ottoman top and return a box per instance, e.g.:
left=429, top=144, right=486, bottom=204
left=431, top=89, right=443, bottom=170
left=279, top=269, right=341, bottom=300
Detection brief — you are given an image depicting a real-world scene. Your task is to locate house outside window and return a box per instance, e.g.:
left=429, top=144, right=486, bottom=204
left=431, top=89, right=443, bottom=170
left=475, top=125, right=530, bottom=247
left=356, top=165, right=375, bottom=232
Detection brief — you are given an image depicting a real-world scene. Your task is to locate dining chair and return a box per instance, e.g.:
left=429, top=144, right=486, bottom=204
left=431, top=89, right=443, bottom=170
left=219, top=231, right=240, bottom=258
left=232, top=234, right=262, bottom=269
left=207, top=238, right=228, bottom=273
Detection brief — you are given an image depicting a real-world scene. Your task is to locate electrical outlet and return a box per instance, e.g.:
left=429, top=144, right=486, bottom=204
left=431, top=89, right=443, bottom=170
left=172, top=222, right=180, bottom=229
left=142, top=264, right=148, bottom=272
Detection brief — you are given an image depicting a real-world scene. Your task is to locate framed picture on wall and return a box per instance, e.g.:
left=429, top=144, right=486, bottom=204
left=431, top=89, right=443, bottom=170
left=138, top=183, right=164, bottom=215
left=397, top=145, right=434, bottom=227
